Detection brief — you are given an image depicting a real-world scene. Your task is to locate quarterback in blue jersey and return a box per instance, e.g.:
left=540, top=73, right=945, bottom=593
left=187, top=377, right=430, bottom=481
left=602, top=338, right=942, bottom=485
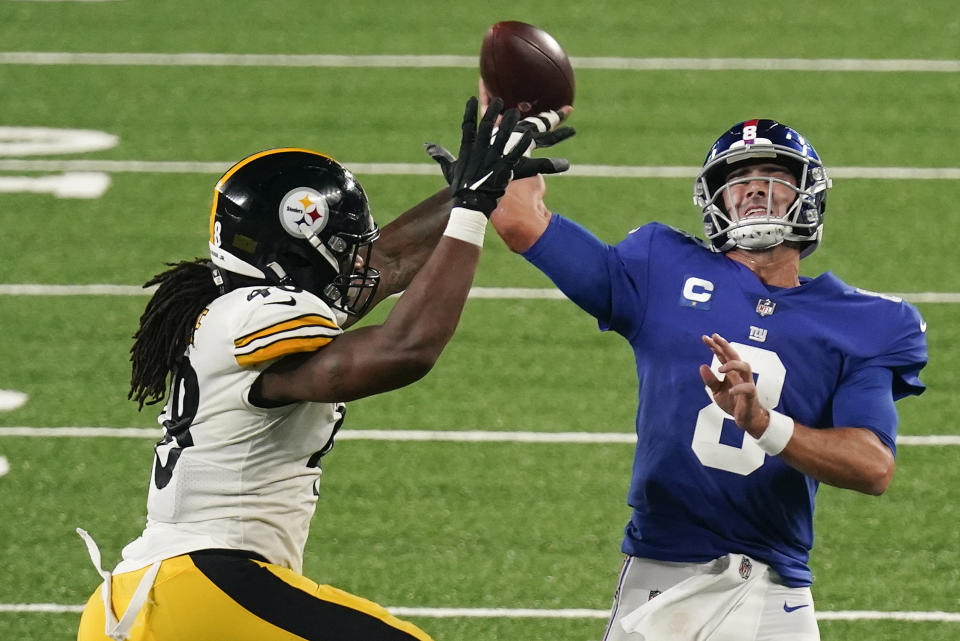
left=490, top=119, right=928, bottom=641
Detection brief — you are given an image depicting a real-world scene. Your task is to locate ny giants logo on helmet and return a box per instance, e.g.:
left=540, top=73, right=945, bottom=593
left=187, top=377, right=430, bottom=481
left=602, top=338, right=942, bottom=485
left=279, top=187, right=329, bottom=239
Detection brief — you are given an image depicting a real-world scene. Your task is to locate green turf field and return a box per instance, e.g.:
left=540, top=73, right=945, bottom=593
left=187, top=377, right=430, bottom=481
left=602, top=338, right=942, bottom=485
left=1, top=1, right=958, bottom=640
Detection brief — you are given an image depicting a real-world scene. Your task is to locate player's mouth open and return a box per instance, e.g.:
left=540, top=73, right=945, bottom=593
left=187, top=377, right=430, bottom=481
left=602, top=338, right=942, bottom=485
left=742, top=206, right=772, bottom=219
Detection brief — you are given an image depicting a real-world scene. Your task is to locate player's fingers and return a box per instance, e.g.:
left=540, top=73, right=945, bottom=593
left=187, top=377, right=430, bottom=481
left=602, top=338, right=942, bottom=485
left=710, top=332, right=730, bottom=347
left=699, top=364, right=721, bottom=389
left=458, top=97, right=479, bottom=163
left=473, top=97, right=501, bottom=161
left=548, top=127, right=577, bottom=143
left=491, top=110, right=523, bottom=163
left=424, top=142, right=455, bottom=162
left=701, top=334, right=728, bottom=363
left=523, top=105, right=573, bottom=130
left=481, top=97, right=504, bottom=128
left=513, top=156, right=570, bottom=179
left=718, top=359, right=751, bottom=377
left=522, top=110, right=562, bottom=133
left=711, top=333, right=740, bottom=363
left=711, top=333, right=745, bottom=362
left=533, top=127, right=576, bottom=149
left=424, top=143, right=455, bottom=184
left=494, top=110, right=527, bottom=163
left=499, top=108, right=522, bottom=139
left=556, top=105, right=574, bottom=121
left=488, top=106, right=515, bottom=145
left=729, top=382, right=758, bottom=397
left=503, top=130, right=533, bottom=166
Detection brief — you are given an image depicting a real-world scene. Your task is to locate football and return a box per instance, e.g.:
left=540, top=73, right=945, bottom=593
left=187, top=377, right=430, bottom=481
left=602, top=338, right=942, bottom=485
left=479, top=21, right=575, bottom=116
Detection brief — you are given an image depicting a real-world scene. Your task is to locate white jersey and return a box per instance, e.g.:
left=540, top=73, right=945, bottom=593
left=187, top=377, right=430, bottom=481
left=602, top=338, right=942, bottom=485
left=116, top=285, right=345, bottom=575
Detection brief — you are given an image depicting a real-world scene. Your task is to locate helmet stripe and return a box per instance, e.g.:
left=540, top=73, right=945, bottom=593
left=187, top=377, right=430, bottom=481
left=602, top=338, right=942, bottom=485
left=742, top=119, right=760, bottom=145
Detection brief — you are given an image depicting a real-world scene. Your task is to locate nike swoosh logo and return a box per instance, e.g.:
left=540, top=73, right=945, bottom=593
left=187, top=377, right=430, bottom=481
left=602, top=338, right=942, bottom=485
left=920, top=320, right=927, bottom=333
left=783, top=602, right=810, bottom=613
left=265, top=297, right=297, bottom=306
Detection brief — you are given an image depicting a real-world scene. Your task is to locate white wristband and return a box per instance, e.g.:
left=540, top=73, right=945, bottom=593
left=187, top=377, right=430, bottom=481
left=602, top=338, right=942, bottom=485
left=443, top=207, right=488, bottom=247
left=755, top=410, right=794, bottom=456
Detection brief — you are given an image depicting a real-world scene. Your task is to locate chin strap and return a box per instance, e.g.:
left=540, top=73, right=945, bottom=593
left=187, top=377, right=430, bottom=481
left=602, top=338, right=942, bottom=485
left=267, top=262, right=290, bottom=284
left=210, top=262, right=289, bottom=295
left=210, top=265, right=226, bottom=294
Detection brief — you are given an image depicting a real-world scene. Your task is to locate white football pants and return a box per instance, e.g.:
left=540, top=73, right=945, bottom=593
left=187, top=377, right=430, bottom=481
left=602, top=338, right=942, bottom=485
left=601, top=555, right=821, bottom=641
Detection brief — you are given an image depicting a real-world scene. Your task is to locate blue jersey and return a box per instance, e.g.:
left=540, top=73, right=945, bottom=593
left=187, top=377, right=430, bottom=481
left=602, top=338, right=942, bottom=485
left=524, top=217, right=927, bottom=586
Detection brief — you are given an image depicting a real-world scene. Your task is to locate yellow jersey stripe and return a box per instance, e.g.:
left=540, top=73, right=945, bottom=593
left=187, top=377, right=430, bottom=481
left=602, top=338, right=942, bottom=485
left=234, top=314, right=338, bottom=348
left=235, top=336, right=334, bottom=367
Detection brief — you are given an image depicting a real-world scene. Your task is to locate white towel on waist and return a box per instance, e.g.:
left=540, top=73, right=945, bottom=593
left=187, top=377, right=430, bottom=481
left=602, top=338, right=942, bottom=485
left=619, top=554, right=768, bottom=641
left=77, top=528, right=161, bottom=641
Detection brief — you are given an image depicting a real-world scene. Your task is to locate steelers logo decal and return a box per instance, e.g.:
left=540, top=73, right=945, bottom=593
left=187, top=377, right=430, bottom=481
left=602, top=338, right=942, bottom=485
left=279, top=187, right=329, bottom=238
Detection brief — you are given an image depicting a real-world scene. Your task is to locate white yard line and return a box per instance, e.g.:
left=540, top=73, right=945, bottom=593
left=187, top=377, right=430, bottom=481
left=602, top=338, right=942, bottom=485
left=1, top=602, right=958, bottom=621
left=0, top=52, right=958, bottom=73
left=0, top=426, right=956, bottom=446
left=1, top=159, right=959, bottom=180
left=0, top=284, right=958, bottom=304
left=0, top=284, right=149, bottom=296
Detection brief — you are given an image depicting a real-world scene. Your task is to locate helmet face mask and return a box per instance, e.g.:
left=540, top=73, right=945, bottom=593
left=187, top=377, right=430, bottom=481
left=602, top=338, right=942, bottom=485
left=209, top=148, right=380, bottom=317
left=321, top=231, right=380, bottom=317
left=693, top=120, right=831, bottom=258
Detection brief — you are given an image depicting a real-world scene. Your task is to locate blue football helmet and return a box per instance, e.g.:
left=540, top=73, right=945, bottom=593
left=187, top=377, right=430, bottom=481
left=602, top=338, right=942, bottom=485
left=693, top=119, right=831, bottom=258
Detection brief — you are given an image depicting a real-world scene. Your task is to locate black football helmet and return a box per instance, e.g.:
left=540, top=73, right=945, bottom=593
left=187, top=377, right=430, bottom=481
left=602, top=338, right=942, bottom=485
left=693, top=119, right=831, bottom=258
left=208, top=148, right=380, bottom=317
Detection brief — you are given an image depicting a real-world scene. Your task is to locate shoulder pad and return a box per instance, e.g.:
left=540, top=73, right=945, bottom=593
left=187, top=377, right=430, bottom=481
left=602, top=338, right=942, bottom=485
left=660, top=223, right=712, bottom=249
left=231, top=287, right=342, bottom=367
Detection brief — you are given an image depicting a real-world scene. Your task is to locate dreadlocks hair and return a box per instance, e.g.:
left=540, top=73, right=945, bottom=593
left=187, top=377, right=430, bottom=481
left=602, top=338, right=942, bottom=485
left=129, top=258, right=220, bottom=409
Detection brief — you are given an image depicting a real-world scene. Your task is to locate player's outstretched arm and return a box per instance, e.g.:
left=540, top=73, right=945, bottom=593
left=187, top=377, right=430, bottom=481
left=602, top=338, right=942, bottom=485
left=348, top=104, right=574, bottom=326
left=700, top=333, right=895, bottom=495
left=256, top=98, right=535, bottom=403
left=490, top=175, right=553, bottom=253
left=340, top=186, right=452, bottom=328
left=426, top=105, right=573, bottom=254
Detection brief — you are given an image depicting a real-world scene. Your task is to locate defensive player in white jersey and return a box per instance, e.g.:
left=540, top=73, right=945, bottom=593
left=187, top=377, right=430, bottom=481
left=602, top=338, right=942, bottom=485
left=76, top=97, right=571, bottom=641
left=487, top=120, right=928, bottom=640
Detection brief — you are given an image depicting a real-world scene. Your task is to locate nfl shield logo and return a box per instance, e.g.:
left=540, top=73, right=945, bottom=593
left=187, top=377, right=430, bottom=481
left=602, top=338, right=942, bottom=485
left=739, top=557, right=753, bottom=580
left=756, top=298, right=776, bottom=317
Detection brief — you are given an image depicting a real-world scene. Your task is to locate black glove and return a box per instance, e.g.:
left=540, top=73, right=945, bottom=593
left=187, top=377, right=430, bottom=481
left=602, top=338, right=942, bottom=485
left=426, top=102, right=573, bottom=190
left=444, top=97, right=530, bottom=217
left=509, top=109, right=576, bottom=151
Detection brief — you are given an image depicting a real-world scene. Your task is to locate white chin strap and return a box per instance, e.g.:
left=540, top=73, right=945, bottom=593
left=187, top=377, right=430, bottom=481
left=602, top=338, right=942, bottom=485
left=208, top=242, right=266, bottom=279
left=728, top=221, right=789, bottom=250
left=299, top=222, right=341, bottom=272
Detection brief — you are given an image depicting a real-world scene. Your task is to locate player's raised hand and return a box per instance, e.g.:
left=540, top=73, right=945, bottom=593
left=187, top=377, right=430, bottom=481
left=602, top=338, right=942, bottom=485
left=443, top=97, right=530, bottom=217
left=425, top=102, right=571, bottom=186
left=507, top=107, right=575, bottom=150
left=699, top=333, right=769, bottom=437
left=507, top=107, right=574, bottom=178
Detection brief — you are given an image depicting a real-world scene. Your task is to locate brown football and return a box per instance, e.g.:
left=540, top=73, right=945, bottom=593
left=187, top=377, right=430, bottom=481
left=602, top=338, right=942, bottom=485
left=479, top=21, right=575, bottom=116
